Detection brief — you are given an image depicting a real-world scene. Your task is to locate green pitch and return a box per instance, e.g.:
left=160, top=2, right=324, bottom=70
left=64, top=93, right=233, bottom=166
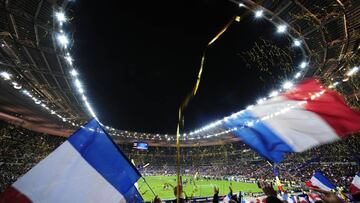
left=138, top=176, right=262, bottom=201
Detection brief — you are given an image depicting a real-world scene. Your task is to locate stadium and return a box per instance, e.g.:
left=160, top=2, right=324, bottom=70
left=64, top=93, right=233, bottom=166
left=0, top=0, right=360, bottom=202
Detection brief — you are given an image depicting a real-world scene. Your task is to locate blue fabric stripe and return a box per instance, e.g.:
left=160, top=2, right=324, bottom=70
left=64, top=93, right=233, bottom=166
left=123, top=186, right=143, bottom=203
left=314, top=171, right=335, bottom=189
left=68, top=119, right=141, bottom=195
left=224, top=111, right=294, bottom=163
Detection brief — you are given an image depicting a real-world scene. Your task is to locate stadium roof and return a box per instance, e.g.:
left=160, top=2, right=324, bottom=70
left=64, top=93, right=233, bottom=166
left=0, top=0, right=359, bottom=146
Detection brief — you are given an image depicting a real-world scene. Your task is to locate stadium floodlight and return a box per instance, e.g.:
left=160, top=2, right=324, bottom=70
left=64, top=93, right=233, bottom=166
left=294, top=72, right=301, bottom=79
left=293, top=39, right=301, bottom=47
left=254, top=10, right=264, bottom=18
left=282, top=81, right=294, bottom=90
left=239, top=3, right=245, bottom=7
left=82, top=95, right=87, bottom=101
left=12, top=82, right=22, bottom=89
left=299, top=61, right=307, bottom=69
left=277, top=25, right=287, bottom=33
left=65, top=55, right=73, bottom=65
left=0, top=71, right=11, bottom=80
left=55, top=11, right=66, bottom=23
left=78, top=87, right=84, bottom=93
left=70, top=69, right=78, bottom=76
left=269, top=90, right=279, bottom=97
left=346, top=66, right=359, bottom=76
left=57, top=33, right=69, bottom=47
left=22, top=90, right=29, bottom=95
left=75, top=79, right=82, bottom=88
left=85, top=101, right=97, bottom=118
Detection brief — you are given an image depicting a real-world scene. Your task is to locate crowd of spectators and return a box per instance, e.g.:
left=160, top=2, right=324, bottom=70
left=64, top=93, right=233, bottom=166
left=1, top=122, right=359, bottom=196
left=0, top=122, right=65, bottom=192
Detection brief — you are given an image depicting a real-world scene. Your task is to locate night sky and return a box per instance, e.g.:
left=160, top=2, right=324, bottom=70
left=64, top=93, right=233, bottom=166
left=72, top=0, right=297, bottom=134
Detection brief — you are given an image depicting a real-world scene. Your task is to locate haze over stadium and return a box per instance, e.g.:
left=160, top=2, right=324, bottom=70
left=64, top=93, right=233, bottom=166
left=0, top=0, right=359, bottom=203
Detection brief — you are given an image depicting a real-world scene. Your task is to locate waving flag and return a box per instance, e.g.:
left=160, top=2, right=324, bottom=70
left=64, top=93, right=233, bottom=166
left=307, top=193, right=322, bottom=203
left=225, top=78, right=360, bottom=163
left=0, top=119, right=142, bottom=203
left=223, top=192, right=232, bottom=203
left=299, top=196, right=309, bottom=203
left=306, top=171, right=335, bottom=191
left=350, top=172, right=360, bottom=195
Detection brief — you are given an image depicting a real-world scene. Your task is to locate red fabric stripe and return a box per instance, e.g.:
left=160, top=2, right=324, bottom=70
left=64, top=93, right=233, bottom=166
left=282, top=78, right=360, bottom=137
left=0, top=186, right=32, bottom=203
left=350, top=184, right=360, bottom=195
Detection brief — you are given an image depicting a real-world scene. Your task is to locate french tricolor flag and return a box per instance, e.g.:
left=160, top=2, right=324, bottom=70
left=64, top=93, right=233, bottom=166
left=306, top=171, right=335, bottom=191
left=0, top=119, right=142, bottom=203
left=349, top=172, right=360, bottom=195
left=307, top=193, right=322, bottom=203
left=225, top=78, right=360, bottom=163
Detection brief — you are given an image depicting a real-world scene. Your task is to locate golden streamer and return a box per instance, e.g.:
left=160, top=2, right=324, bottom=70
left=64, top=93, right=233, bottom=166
left=175, top=15, right=240, bottom=203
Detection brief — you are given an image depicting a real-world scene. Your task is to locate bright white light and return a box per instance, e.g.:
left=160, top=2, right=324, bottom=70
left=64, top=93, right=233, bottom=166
left=75, top=79, right=84, bottom=93
left=239, top=3, right=245, bottom=7
left=82, top=95, right=87, bottom=101
left=70, top=69, right=78, bottom=76
left=57, top=34, right=69, bottom=47
left=346, top=66, right=359, bottom=76
left=269, top=90, right=279, bottom=97
left=65, top=55, right=73, bottom=65
left=0, top=71, right=11, bottom=80
left=246, top=121, right=254, bottom=127
left=277, top=25, right=287, bottom=33
left=12, top=82, right=22, bottom=89
left=85, top=101, right=96, bottom=118
left=257, top=98, right=265, bottom=104
left=282, top=81, right=294, bottom=89
left=55, top=11, right=66, bottom=23
left=75, top=79, right=82, bottom=88
left=246, top=105, right=254, bottom=110
left=78, top=87, right=84, bottom=93
left=299, top=61, right=307, bottom=69
left=254, top=10, right=264, bottom=18
left=294, top=72, right=301, bottom=79
left=293, top=39, right=301, bottom=47
left=34, top=100, right=41, bottom=105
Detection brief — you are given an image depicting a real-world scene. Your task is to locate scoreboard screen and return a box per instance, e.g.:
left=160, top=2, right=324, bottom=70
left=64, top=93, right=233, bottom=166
left=133, top=142, right=148, bottom=150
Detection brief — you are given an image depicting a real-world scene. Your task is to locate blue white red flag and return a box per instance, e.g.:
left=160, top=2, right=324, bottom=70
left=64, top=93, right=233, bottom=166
left=349, top=172, right=360, bottom=195
left=306, top=171, right=335, bottom=191
left=307, top=193, right=322, bottom=203
left=224, top=78, right=360, bottom=163
left=223, top=192, right=232, bottom=203
left=0, top=119, right=142, bottom=203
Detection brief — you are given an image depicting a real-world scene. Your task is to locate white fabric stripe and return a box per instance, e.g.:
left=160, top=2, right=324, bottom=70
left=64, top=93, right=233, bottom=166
left=13, top=141, right=126, bottom=203
left=310, top=176, right=332, bottom=191
left=250, top=96, right=339, bottom=152
left=352, top=175, right=360, bottom=188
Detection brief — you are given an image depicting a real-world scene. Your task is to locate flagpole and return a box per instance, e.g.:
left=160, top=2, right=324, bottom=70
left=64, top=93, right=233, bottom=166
left=141, top=177, right=157, bottom=197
